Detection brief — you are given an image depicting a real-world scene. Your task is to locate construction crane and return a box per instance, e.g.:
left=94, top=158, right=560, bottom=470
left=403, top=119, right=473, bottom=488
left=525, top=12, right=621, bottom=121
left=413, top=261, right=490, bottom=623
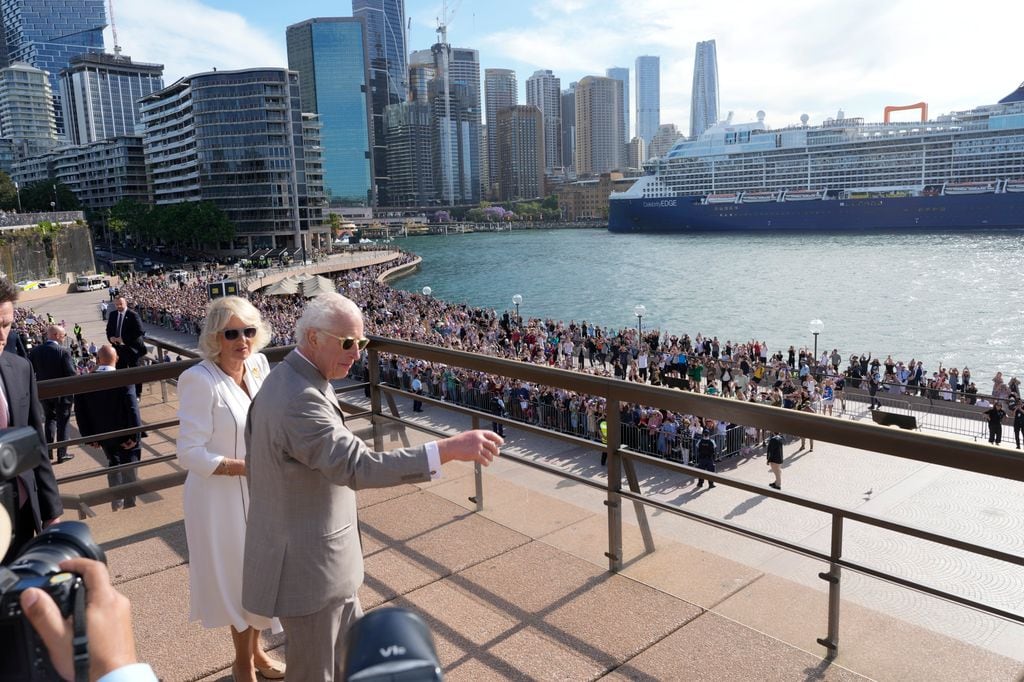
left=107, top=0, right=122, bottom=56
left=436, top=0, right=462, bottom=206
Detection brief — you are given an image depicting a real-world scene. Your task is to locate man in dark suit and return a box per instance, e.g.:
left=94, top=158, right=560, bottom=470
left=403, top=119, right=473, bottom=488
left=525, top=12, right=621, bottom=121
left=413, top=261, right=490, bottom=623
left=29, top=325, right=77, bottom=463
left=0, top=278, right=63, bottom=564
left=105, top=296, right=146, bottom=397
left=74, top=345, right=142, bottom=511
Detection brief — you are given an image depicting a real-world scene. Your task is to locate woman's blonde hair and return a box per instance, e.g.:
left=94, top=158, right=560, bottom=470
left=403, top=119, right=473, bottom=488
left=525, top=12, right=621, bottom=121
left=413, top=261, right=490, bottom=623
left=197, top=296, right=271, bottom=362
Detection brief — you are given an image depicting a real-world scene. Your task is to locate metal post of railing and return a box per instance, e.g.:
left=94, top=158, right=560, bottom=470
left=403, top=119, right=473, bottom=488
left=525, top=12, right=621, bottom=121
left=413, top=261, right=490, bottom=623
left=604, top=398, right=623, bottom=572
left=470, top=415, right=483, bottom=512
left=817, top=514, right=843, bottom=659
left=367, top=351, right=384, bottom=451
left=160, top=379, right=167, bottom=403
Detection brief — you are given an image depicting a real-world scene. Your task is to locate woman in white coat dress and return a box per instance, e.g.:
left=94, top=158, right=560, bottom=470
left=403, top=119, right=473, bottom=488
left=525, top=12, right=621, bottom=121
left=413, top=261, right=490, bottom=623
left=177, top=296, right=285, bottom=682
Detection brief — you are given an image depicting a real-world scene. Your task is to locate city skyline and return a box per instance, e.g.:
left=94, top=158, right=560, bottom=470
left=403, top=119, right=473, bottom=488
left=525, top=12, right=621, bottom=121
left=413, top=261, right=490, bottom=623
left=110, top=0, right=1024, bottom=133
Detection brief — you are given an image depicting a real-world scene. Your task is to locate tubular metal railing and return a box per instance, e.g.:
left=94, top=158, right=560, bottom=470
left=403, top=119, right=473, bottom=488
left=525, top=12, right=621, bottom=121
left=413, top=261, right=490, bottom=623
left=37, top=334, right=1024, bottom=661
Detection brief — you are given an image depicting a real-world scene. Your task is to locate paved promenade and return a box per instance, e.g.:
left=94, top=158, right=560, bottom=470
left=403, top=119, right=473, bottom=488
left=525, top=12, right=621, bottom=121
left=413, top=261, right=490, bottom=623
left=19, top=277, right=1024, bottom=680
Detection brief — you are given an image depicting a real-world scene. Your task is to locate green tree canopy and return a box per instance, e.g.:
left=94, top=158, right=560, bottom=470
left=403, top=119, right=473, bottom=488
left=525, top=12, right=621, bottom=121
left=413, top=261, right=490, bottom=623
left=19, top=181, right=80, bottom=212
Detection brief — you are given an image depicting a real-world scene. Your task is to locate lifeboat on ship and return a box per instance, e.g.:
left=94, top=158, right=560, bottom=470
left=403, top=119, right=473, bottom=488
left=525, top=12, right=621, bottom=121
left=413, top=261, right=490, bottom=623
left=784, top=189, right=825, bottom=201
left=705, top=192, right=739, bottom=205
left=741, top=191, right=779, bottom=203
left=943, top=181, right=997, bottom=195
left=1003, top=179, right=1024, bottom=193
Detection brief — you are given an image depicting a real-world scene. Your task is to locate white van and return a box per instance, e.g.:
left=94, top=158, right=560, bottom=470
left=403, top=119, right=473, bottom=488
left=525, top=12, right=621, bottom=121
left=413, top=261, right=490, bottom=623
left=75, top=274, right=106, bottom=291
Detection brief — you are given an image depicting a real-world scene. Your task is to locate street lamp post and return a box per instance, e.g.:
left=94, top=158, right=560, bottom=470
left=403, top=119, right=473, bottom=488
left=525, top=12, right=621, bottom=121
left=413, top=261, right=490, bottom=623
left=809, top=318, right=824, bottom=365
left=512, top=293, right=522, bottom=327
left=634, top=304, right=646, bottom=337
left=14, top=181, right=20, bottom=212
left=349, top=280, right=361, bottom=296
left=422, top=286, right=432, bottom=297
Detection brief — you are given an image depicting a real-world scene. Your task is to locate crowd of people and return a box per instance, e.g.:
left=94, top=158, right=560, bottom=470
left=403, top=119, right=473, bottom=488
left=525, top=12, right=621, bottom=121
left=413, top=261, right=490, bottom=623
left=14, top=249, right=1022, bottom=461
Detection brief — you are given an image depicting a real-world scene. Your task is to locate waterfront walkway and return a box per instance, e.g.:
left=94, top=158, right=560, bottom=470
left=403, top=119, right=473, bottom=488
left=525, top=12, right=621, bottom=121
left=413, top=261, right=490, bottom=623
left=23, top=285, right=1024, bottom=681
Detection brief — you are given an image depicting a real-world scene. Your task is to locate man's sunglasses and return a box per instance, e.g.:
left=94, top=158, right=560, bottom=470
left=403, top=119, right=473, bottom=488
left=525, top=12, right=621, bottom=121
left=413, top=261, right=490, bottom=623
left=320, top=330, right=370, bottom=351
left=222, top=327, right=258, bottom=340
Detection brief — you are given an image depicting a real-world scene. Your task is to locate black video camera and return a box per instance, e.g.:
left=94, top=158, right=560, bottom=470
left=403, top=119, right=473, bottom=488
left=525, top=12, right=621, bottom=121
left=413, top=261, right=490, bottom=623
left=0, top=426, right=106, bottom=682
left=345, top=607, right=442, bottom=681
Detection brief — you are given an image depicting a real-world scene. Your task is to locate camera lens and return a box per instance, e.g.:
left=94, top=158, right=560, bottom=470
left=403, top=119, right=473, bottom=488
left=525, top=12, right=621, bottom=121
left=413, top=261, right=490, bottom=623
left=8, top=521, right=105, bottom=577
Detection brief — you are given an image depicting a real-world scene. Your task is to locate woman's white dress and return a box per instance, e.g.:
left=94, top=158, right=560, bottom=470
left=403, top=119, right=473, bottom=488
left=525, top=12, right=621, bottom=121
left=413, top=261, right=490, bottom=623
left=176, top=354, right=281, bottom=632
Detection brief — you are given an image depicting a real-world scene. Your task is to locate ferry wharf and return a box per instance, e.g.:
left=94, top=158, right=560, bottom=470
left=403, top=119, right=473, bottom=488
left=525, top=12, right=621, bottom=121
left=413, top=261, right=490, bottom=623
left=18, top=287, right=1024, bottom=681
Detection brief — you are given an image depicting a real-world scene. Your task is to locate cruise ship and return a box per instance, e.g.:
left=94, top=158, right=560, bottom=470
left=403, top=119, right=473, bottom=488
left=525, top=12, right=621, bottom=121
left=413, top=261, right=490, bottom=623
left=608, top=83, right=1024, bottom=232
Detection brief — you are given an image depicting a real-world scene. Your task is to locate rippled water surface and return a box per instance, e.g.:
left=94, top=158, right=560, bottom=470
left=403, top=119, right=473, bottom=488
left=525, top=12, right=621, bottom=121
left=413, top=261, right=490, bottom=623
left=389, top=229, right=1024, bottom=386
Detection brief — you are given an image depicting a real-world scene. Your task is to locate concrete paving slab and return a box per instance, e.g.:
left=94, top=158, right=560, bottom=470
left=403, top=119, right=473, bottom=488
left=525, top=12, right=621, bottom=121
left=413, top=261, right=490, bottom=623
left=602, top=611, right=867, bottom=682
left=357, top=490, right=531, bottom=576
left=454, top=541, right=703, bottom=669
left=427, top=469, right=596, bottom=539
left=713, top=573, right=1024, bottom=682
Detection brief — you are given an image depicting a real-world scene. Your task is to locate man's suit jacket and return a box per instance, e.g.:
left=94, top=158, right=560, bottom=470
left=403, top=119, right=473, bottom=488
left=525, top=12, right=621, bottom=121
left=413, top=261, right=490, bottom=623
left=29, top=341, right=77, bottom=405
left=242, top=350, right=431, bottom=618
left=0, top=351, right=61, bottom=531
left=73, top=374, right=141, bottom=451
left=105, top=308, right=146, bottom=365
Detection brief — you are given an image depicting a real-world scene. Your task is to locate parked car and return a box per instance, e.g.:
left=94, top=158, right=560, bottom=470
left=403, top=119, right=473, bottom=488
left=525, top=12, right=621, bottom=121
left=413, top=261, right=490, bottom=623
left=14, top=280, right=38, bottom=291
left=37, top=278, right=61, bottom=288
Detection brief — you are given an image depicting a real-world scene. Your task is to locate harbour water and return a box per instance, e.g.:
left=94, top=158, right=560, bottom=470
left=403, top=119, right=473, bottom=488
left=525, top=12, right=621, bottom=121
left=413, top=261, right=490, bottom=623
left=389, top=228, right=1024, bottom=388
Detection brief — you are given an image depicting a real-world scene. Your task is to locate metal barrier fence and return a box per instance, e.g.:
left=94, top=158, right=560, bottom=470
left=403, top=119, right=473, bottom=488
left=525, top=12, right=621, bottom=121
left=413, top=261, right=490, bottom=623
left=37, top=335, right=1024, bottom=662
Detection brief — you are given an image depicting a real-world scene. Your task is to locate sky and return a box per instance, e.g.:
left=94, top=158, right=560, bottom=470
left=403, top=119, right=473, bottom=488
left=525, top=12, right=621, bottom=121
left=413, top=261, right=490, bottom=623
left=110, top=0, right=1024, bottom=137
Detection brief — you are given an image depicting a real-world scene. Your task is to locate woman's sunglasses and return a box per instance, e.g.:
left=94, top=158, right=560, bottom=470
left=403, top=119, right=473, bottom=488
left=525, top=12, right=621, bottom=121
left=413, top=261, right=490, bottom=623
left=223, top=327, right=258, bottom=340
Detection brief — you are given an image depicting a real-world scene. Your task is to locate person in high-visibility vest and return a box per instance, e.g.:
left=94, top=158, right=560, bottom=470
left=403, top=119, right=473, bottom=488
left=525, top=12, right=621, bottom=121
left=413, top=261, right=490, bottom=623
left=598, top=417, right=608, bottom=466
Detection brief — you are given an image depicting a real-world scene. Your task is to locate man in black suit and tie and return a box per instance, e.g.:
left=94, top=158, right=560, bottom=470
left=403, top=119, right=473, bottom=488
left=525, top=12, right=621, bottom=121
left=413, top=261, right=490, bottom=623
left=105, top=296, right=147, bottom=397
left=74, top=345, right=142, bottom=511
left=0, top=279, right=63, bottom=564
left=29, top=324, right=77, bottom=463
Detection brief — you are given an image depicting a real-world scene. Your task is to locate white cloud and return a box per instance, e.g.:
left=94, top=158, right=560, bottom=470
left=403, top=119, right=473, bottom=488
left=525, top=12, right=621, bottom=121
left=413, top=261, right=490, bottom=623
left=477, top=0, right=1024, bottom=131
left=111, top=0, right=286, bottom=84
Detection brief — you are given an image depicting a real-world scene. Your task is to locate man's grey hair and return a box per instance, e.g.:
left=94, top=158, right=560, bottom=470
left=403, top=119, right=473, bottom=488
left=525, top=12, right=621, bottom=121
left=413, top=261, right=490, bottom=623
left=295, top=292, right=361, bottom=346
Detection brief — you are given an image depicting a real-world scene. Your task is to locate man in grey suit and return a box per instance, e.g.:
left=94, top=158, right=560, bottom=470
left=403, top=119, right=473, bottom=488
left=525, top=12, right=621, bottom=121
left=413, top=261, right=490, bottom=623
left=243, top=292, right=502, bottom=681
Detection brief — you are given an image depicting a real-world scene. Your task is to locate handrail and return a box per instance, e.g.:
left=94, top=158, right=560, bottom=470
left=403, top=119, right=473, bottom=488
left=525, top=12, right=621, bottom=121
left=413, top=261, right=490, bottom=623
left=39, top=334, right=1024, bottom=661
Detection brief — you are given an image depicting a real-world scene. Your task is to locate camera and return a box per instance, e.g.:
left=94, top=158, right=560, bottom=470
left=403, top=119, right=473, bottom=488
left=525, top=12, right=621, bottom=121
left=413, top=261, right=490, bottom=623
left=1, top=427, right=106, bottom=682
left=345, top=607, right=441, bottom=681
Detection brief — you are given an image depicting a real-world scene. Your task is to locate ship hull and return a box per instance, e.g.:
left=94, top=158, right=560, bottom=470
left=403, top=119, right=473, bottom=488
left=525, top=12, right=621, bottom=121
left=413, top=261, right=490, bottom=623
left=608, top=193, right=1024, bottom=232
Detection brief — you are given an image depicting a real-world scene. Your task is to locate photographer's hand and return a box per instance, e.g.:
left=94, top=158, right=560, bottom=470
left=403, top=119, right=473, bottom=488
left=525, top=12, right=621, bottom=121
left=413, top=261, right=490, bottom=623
left=20, top=558, right=139, bottom=681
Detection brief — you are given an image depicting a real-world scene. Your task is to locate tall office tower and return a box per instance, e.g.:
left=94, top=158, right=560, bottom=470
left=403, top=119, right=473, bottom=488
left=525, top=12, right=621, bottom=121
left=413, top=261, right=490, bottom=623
left=287, top=18, right=375, bottom=207
left=429, top=43, right=481, bottom=204
left=408, top=49, right=434, bottom=102
left=605, top=67, right=629, bottom=142
left=574, top=75, right=623, bottom=176
left=484, top=68, right=516, bottom=196
left=1, top=0, right=106, bottom=137
left=525, top=69, right=560, bottom=173
left=59, top=53, right=164, bottom=146
left=302, top=113, right=327, bottom=215
left=353, top=1, right=407, bottom=206
left=0, top=63, right=57, bottom=158
left=478, top=123, right=488, bottom=198
left=560, top=82, right=575, bottom=173
left=648, top=122, right=683, bottom=159
left=384, top=100, right=434, bottom=206
left=690, top=39, right=719, bottom=139
left=495, top=104, right=543, bottom=201
left=139, top=68, right=326, bottom=252
left=627, top=136, right=645, bottom=169
left=635, top=55, right=660, bottom=150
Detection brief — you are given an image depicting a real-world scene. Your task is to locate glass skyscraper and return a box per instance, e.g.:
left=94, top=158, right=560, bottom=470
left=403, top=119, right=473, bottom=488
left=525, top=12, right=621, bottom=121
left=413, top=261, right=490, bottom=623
left=690, top=39, right=719, bottom=139
left=287, top=18, right=374, bottom=207
left=353, top=0, right=407, bottom=206
left=484, top=68, right=516, bottom=195
left=1, top=0, right=107, bottom=137
left=605, top=67, right=629, bottom=143
left=60, top=52, right=164, bottom=146
left=526, top=69, right=561, bottom=173
left=635, top=55, right=660, bottom=151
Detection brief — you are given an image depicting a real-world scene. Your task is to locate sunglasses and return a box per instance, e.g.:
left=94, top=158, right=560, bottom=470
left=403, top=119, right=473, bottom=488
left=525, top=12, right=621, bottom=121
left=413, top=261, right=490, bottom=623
left=320, top=330, right=370, bottom=351
left=223, top=327, right=258, bottom=340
